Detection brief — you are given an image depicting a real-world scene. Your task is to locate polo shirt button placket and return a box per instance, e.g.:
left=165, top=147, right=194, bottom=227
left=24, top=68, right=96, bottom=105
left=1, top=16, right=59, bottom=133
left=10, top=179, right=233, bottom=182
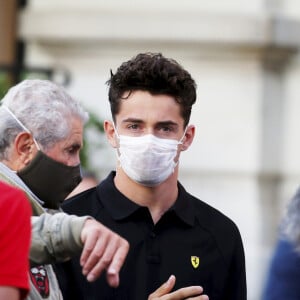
left=150, top=232, right=156, bottom=239
left=146, top=230, right=160, bottom=264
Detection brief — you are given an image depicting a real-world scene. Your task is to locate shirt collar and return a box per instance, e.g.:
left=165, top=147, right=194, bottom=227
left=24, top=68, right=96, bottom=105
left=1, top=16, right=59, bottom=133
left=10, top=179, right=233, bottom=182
left=170, top=182, right=196, bottom=227
left=98, top=171, right=195, bottom=226
left=97, top=172, right=140, bottom=220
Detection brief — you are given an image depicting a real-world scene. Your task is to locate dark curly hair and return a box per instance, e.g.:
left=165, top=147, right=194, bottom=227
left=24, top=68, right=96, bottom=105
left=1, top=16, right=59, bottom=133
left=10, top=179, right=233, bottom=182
left=106, top=52, right=197, bottom=127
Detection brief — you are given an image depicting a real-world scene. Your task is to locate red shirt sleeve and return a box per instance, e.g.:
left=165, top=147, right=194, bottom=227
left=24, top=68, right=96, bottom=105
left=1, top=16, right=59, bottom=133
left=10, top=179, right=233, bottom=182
left=0, top=182, right=32, bottom=299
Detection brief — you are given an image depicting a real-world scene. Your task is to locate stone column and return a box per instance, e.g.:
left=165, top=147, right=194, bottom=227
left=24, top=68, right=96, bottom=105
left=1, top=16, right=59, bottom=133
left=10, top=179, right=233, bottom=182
left=258, top=47, right=296, bottom=245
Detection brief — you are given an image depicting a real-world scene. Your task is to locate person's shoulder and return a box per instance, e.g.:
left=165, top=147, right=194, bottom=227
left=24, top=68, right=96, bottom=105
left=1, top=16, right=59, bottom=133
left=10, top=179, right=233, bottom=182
left=0, top=181, right=21, bottom=196
left=274, top=239, right=300, bottom=261
left=0, top=181, right=30, bottom=211
left=62, top=172, right=115, bottom=215
left=62, top=185, right=98, bottom=215
left=191, top=195, right=237, bottom=227
left=189, top=194, right=242, bottom=246
left=0, top=182, right=31, bottom=231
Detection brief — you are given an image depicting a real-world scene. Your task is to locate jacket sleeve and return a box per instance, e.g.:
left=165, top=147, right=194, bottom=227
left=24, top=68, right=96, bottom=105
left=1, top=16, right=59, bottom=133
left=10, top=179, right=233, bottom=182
left=30, top=212, right=90, bottom=265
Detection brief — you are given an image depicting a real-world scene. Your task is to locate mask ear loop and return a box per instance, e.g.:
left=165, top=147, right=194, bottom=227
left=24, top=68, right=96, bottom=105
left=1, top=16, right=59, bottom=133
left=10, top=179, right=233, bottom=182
left=178, top=126, right=188, bottom=145
left=2, top=105, right=41, bottom=150
left=112, top=121, right=120, bottom=139
left=111, top=121, right=122, bottom=160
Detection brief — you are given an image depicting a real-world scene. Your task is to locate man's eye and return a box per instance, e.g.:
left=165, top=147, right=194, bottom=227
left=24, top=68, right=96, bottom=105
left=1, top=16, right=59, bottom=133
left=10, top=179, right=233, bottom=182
left=128, top=124, right=139, bottom=130
left=68, top=148, right=76, bottom=154
left=68, top=146, right=80, bottom=154
left=160, top=126, right=172, bottom=132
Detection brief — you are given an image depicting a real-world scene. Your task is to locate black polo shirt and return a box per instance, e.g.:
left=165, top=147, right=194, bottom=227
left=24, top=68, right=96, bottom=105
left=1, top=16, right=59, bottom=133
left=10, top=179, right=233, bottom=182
left=55, top=171, right=246, bottom=300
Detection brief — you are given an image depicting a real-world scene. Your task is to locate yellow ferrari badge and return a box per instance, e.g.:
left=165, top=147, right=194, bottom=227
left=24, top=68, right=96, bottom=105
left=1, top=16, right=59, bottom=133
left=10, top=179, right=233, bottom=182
left=191, top=256, right=200, bottom=269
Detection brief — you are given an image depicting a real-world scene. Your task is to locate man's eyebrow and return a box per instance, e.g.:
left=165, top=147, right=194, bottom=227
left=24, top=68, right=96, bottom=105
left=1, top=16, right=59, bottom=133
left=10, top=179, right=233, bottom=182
left=122, top=119, right=178, bottom=126
left=156, top=121, right=178, bottom=126
left=122, top=118, right=143, bottom=123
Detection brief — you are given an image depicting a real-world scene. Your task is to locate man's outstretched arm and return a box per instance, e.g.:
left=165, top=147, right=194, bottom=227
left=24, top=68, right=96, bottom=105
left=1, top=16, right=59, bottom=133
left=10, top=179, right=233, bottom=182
left=31, top=212, right=129, bottom=287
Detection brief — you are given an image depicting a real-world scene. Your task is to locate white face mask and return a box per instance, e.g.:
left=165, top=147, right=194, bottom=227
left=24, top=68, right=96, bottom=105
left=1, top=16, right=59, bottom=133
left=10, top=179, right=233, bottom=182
left=115, top=127, right=186, bottom=187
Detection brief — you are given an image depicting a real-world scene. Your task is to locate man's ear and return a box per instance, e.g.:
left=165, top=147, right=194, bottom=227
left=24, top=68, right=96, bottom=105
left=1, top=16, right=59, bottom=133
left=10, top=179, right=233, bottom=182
left=180, top=125, right=195, bottom=151
left=104, top=120, right=118, bottom=148
left=14, top=132, right=38, bottom=165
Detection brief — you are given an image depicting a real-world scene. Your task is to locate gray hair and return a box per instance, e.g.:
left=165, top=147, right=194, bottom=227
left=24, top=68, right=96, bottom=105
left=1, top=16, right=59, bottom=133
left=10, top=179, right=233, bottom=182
left=281, top=187, right=300, bottom=251
left=0, top=79, right=89, bottom=160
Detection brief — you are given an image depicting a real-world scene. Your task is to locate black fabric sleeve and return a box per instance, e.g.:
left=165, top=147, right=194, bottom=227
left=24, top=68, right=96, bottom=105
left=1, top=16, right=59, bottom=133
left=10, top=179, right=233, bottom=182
left=223, top=227, right=247, bottom=300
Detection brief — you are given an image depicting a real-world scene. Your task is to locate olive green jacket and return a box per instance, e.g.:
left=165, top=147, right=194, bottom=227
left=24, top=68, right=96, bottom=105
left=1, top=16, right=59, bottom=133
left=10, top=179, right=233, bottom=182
left=0, top=164, right=89, bottom=300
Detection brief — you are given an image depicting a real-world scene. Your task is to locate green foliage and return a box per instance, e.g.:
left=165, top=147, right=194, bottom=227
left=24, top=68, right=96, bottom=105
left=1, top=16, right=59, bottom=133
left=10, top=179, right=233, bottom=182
left=0, top=73, right=10, bottom=99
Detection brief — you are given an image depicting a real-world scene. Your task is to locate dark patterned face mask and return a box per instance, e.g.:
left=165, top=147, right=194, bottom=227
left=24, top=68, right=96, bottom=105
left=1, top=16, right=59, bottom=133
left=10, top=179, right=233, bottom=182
left=17, top=150, right=82, bottom=209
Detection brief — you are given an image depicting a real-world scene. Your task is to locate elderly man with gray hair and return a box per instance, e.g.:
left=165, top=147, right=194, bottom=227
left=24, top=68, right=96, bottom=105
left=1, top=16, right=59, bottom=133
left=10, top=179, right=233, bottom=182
left=0, top=79, right=129, bottom=300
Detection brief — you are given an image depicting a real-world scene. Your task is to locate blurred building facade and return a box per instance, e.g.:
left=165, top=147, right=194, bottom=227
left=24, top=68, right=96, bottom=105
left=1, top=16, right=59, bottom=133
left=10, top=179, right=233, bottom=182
left=14, top=1, right=300, bottom=299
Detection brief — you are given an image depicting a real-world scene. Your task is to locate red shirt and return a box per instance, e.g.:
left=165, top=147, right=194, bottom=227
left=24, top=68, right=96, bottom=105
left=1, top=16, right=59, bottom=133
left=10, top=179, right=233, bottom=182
left=0, top=182, right=32, bottom=299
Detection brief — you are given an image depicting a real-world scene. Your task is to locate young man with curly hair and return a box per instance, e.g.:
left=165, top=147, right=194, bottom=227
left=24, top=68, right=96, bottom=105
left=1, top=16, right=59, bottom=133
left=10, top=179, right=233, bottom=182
left=57, top=53, right=247, bottom=300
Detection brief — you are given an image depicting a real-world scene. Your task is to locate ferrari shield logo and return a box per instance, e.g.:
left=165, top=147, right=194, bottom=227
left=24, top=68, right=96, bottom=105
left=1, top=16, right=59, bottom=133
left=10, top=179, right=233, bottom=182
left=191, top=256, right=200, bottom=269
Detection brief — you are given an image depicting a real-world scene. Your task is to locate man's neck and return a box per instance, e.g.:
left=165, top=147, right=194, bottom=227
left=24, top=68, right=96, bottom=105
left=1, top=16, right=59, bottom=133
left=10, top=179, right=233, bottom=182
left=114, top=167, right=179, bottom=224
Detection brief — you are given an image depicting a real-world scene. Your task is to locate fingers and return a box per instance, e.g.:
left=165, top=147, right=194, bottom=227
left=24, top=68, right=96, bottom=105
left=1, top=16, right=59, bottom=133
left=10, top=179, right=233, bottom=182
left=148, top=275, right=209, bottom=300
left=167, top=286, right=206, bottom=299
left=80, top=224, right=103, bottom=270
left=164, top=287, right=206, bottom=300
left=106, top=273, right=120, bottom=289
left=79, top=219, right=129, bottom=285
left=148, top=275, right=176, bottom=299
left=82, top=232, right=109, bottom=282
left=106, top=240, right=130, bottom=287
